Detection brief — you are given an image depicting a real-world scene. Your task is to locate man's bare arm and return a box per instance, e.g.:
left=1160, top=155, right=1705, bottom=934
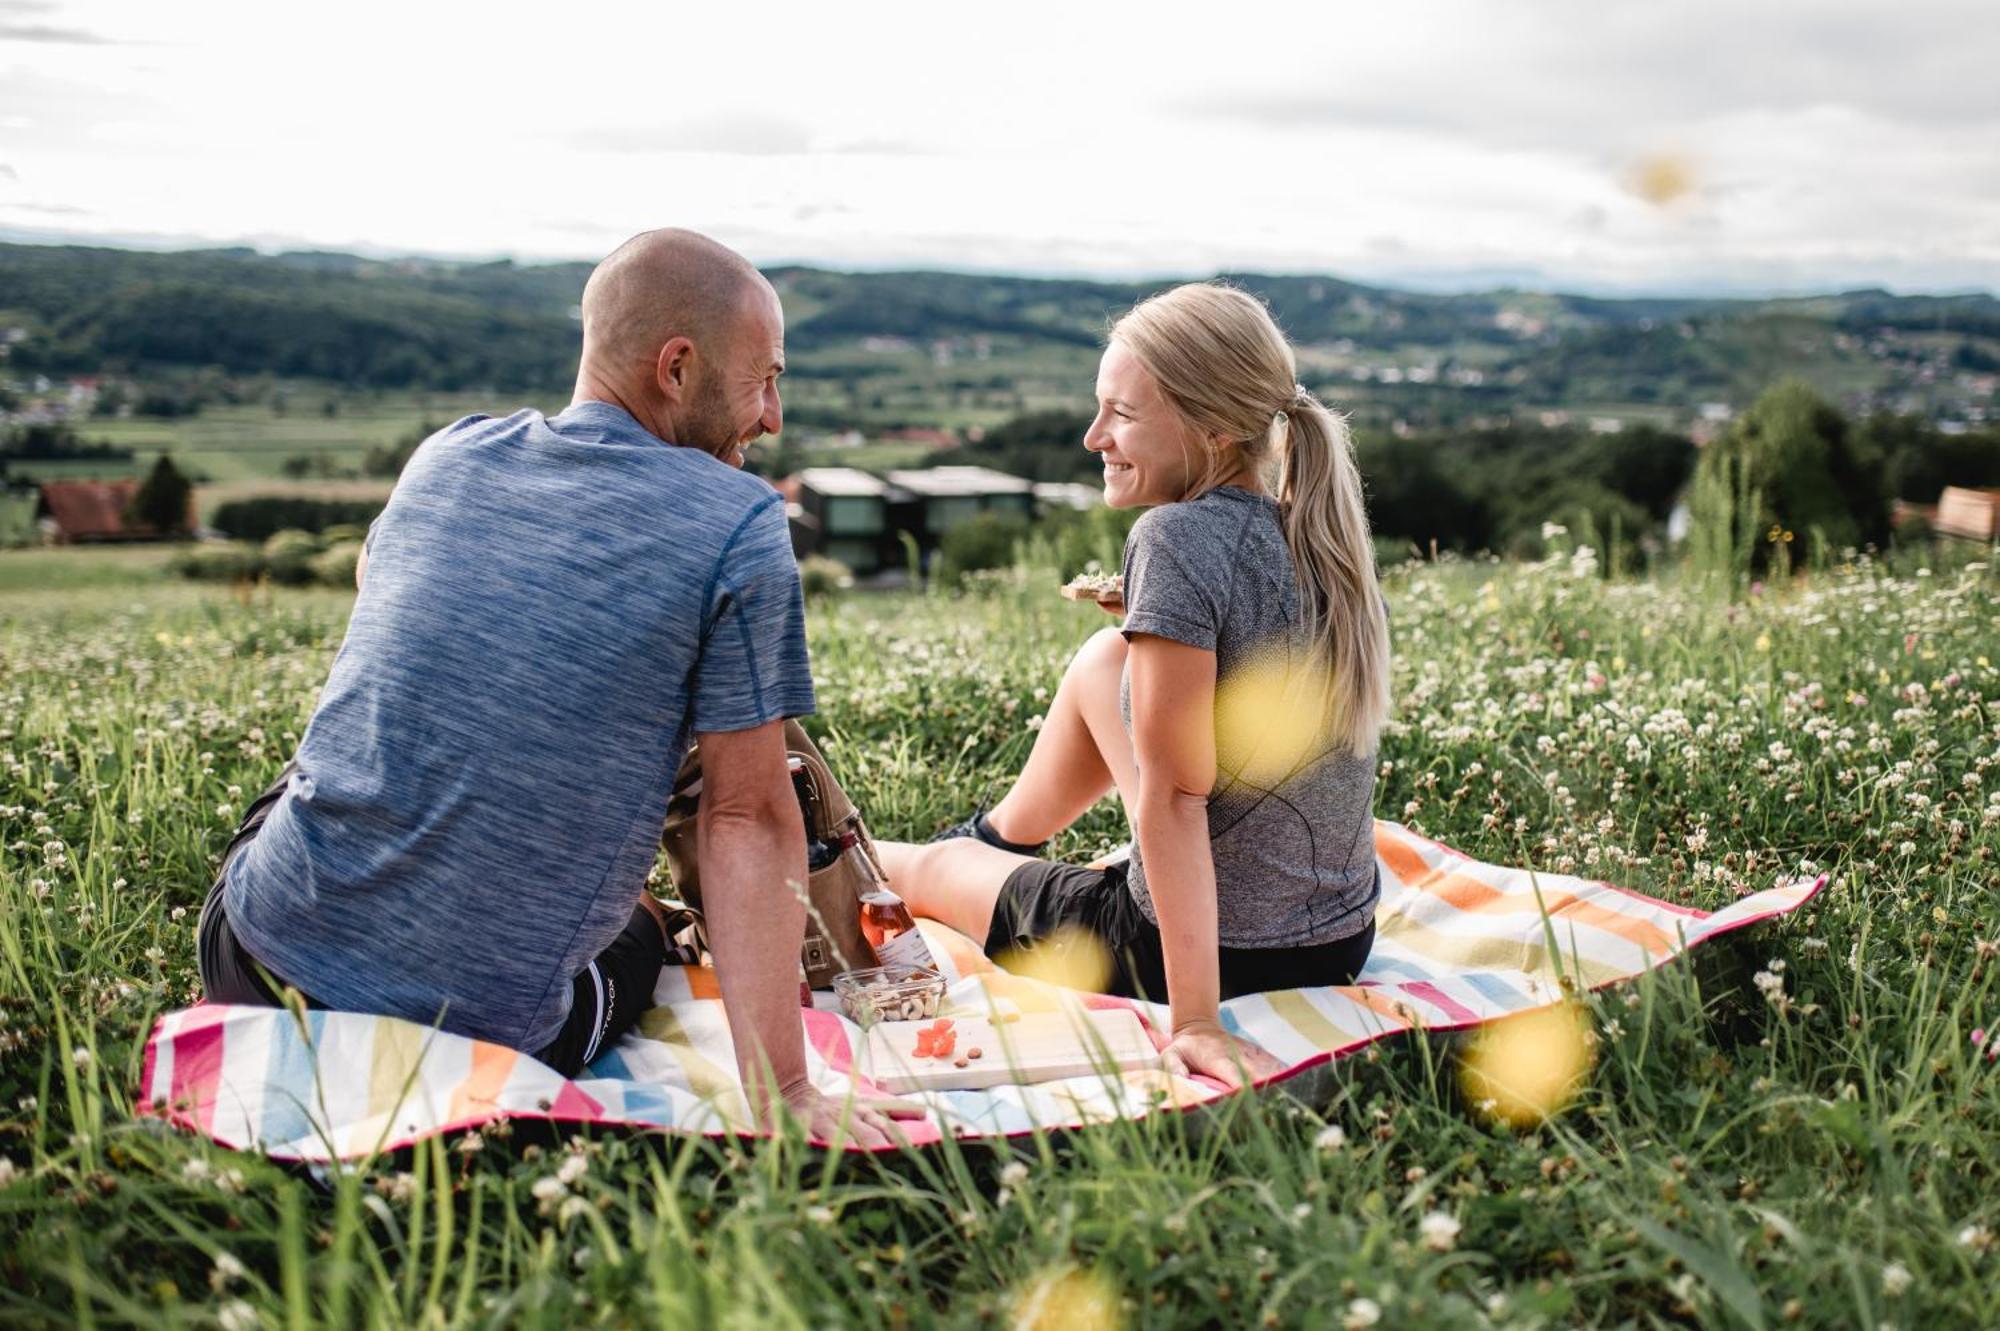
left=695, top=719, right=812, bottom=1116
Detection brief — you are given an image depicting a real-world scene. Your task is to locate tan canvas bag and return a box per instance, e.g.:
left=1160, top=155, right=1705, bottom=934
left=659, top=719, right=884, bottom=987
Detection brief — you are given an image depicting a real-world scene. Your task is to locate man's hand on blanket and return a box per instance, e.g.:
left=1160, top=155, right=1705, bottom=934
left=774, top=1080, right=931, bottom=1149
left=1161, top=1020, right=1285, bottom=1089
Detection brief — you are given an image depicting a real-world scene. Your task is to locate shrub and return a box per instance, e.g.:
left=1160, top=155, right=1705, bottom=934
left=260, top=529, right=324, bottom=585
left=169, top=543, right=262, bottom=582
left=939, top=511, right=1032, bottom=584
left=309, top=541, right=363, bottom=588
left=797, top=554, right=854, bottom=597
left=210, top=496, right=385, bottom=543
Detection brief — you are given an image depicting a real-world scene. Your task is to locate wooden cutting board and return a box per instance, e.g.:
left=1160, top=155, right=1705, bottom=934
left=861, top=1008, right=1160, bottom=1093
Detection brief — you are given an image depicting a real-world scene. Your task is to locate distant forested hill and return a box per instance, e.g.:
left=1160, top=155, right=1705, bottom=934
left=1, top=241, right=1996, bottom=423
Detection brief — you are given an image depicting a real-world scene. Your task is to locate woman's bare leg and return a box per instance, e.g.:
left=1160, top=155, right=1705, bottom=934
left=982, top=626, right=1139, bottom=845
left=874, top=838, right=1036, bottom=942
left=876, top=627, right=1138, bottom=939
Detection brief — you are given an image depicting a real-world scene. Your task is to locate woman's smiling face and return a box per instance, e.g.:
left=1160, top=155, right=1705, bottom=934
left=1085, top=340, right=1206, bottom=509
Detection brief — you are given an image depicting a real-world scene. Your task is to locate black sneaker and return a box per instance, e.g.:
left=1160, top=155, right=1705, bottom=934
left=929, top=806, right=1046, bottom=856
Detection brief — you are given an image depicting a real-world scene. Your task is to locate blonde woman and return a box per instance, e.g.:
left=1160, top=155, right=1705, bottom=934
left=874, top=283, right=1392, bottom=1087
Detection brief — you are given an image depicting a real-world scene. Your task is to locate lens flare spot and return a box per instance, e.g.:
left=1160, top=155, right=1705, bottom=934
left=1629, top=153, right=1697, bottom=208
left=1012, top=1266, right=1122, bottom=1331
left=1213, top=652, right=1336, bottom=787
left=1458, top=999, right=1594, bottom=1127
left=993, top=925, right=1113, bottom=994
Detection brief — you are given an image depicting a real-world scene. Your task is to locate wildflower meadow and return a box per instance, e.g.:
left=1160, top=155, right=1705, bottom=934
left=1, top=539, right=1996, bottom=1328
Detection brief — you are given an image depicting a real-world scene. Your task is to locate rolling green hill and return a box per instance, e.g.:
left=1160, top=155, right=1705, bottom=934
left=2, top=242, right=1995, bottom=433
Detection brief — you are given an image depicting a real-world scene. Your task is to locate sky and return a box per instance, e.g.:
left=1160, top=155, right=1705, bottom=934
left=2, top=0, right=1996, bottom=298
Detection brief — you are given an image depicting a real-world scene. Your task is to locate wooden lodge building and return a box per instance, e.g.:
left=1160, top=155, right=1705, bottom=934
left=1935, top=486, right=2000, bottom=542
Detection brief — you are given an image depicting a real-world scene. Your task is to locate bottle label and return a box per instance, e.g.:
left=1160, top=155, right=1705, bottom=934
left=874, top=924, right=939, bottom=973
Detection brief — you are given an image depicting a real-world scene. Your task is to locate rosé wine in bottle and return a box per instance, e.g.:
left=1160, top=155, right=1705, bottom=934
left=860, top=887, right=939, bottom=972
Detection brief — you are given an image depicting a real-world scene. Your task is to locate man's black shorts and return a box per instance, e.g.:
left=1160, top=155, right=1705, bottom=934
left=983, top=858, right=1375, bottom=1004
left=195, top=762, right=665, bottom=1078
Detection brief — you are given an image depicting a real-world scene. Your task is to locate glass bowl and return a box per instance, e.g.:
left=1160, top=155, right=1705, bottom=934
left=833, top=965, right=947, bottom=1027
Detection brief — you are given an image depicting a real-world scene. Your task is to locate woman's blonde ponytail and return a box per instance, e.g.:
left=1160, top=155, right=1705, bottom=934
left=1273, top=389, right=1391, bottom=756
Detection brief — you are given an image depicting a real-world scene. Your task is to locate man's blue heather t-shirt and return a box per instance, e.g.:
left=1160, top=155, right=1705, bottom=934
left=224, top=401, right=815, bottom=1052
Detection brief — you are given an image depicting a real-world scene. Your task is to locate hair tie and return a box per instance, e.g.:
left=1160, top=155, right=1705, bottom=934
left=1292, top=383, right=1311, bottom=407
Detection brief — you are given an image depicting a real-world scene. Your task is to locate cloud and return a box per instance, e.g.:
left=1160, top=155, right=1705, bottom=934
left=0, top=21, right=111, bottom=41
left=570, top=116, right=938, bottom=158
left=1177, top=0, right=2000, bottom=155
left=574, top=115, right=816, bottom=157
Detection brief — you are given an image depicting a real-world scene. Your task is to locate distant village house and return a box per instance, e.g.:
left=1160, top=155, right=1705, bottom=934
left=34, top=479, right=194, bottom=544
left=787, top=465, right=1050, bottom=576
left=1935, top=486, right=2000, bottom=542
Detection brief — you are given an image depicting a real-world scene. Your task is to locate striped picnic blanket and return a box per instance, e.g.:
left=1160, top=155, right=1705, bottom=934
left=140, top=821, right=1824, bottom=1159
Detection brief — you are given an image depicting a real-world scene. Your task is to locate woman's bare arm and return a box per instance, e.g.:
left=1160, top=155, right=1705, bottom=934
left=1126, top=633, right=1223, bottom=1027
left=1127, top=634, right=1285, bottom=1086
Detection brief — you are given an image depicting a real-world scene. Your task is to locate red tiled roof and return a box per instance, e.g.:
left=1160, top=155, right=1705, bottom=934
left=38, top=480, right=140, bottom=539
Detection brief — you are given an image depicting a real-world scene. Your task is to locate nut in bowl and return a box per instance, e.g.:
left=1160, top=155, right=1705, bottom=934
left=833, top=965, right=947, bottom=1027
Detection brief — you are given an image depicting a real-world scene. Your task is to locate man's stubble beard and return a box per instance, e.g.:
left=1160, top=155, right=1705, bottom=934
left=681, top=374, right=744, bottom=462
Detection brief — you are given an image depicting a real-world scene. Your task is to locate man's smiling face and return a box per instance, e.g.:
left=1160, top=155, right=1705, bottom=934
left=684, top=285, right=785, bottom=467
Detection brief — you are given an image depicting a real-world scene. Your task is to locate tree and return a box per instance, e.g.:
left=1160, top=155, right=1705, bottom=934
left=1691, top=380, right=1887, bottom=569
left=363, top=420, right=441, bottom=478
left=125, top=454, right=193, bottom=537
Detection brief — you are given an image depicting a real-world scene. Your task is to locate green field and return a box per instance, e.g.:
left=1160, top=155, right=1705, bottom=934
left=62, top=392, right=557, bottom=485
left=1, top=545, right=1997, bottom=1326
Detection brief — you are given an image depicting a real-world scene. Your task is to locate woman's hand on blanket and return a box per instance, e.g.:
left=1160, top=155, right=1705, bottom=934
left=777, top=1082, right=930, bottom=1149
left=1161, top=1021, right=1285, bottom=1089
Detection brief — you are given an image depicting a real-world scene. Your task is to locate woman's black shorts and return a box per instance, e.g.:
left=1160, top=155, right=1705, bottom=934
left=982, top=858, right=1375, bottom=1004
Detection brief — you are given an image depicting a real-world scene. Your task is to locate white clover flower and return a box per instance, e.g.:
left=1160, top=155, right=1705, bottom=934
left=1881, top=1261, right=1912, bottom=1296
left=1419, top=1210, right=1461, bottom=1252
left=556, top=1153, right=587, bottom=1187
left=1343, top=1296, right=1382, bottom=1328
left=217, top=1300, right=260, bottom=1331
left=71, top=1046, right=92, bottom=1069
left=999, top=1160, right=1029, bottom=1188
left=1957, top=1223, right=1992, bottom=1254
left=805, top=1204, right=836, bottom=1225
left=210, top=1250, right=248, bottom=1291
left=1314, top=1124, right=1347, bottom=1151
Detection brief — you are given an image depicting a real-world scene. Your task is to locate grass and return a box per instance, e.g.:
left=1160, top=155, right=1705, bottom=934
left=0, top=543, right=1996, bottom=1327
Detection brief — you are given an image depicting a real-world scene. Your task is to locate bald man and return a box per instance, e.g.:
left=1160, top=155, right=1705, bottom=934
left=197, top=230, right=923, bottom=1146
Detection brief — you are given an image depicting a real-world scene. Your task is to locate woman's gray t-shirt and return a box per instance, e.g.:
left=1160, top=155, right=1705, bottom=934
left=1117, top=485, right=1379, bottom=947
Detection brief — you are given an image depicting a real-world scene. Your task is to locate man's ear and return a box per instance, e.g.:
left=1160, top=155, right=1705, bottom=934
left=654, top=336, right=697, bottom=403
